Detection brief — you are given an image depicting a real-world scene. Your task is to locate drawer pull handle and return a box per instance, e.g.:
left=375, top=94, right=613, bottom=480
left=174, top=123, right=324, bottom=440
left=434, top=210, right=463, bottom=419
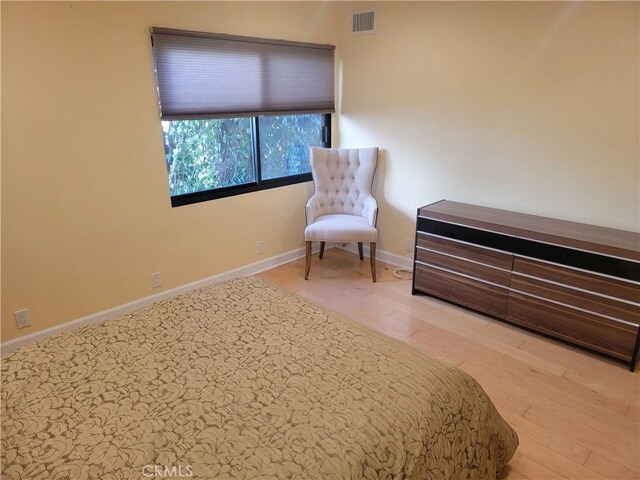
left=417, top=246, right=511, bottom=272
left=415, top=261, right=509, bottom=290
left=515, top=254, right=640, bottom=287
left=417, top=230, right=512, bottom=255
left=512, top=271, right=640, bottom=307
left=510, top=288, right=640, bottom=328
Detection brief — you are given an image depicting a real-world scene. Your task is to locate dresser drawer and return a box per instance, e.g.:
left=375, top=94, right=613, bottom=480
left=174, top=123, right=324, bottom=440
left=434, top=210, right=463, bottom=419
left=506, top=292, right=639, bottom=362
left=417, top=232, right=513, bottom=270
left=512, top=256, right=640, bottom=303
left=414, top=262, right=509, bottom=318
left=510, top=274, right=640, bottom=325
left=416, top=248, right=511, bottom=286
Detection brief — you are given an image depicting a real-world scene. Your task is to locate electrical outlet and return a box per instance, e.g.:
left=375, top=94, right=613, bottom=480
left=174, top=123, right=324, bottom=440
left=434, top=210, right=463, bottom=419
left=405, top=238, right=414, bottom=252
left=256, top=240, right=264, bottom=255
left=151, top=272, right=162, bottom=289
left=14, top=309, right=31, bottom=329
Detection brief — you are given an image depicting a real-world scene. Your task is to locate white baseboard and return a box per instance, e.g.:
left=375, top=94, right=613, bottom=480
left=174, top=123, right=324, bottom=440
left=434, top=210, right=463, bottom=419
left=338, top=243, right=413, bottom=271
left=1, top=243, right=323, bottom=355
left=1, top=242, right=407, bottom=355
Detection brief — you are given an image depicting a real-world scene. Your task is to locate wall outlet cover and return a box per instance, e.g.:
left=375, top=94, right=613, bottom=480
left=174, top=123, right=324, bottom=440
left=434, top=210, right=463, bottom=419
left=405, top=238, right=414, bottom=252
left=151, top=272, right=162, bottom=289
left=15, top=309, right=31, bottom=329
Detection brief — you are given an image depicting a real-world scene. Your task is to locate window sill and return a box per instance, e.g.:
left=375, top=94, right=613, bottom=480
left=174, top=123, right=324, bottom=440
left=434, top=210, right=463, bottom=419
left=170, top=172, right=313, bottom=207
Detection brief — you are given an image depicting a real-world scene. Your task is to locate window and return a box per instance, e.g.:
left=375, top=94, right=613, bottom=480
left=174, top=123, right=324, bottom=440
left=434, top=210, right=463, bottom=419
left=150, top=28, right=335, bottom=207
left=162, top=114, right=330, bottom=204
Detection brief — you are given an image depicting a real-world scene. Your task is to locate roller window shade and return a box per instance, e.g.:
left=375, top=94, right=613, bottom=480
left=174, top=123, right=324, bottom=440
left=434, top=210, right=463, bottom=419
left=150, top=28, right=336, bottom=120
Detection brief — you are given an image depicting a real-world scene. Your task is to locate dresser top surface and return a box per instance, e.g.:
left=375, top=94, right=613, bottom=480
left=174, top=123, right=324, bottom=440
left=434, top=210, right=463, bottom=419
left=419, top=200, right=640, bottom=260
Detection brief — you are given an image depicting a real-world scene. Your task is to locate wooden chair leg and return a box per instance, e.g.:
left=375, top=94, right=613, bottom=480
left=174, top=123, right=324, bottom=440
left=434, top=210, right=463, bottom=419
left=305, top=241, right=312, bottom=280
left=370, top=242, right=377, bottom=282
left=319, top=241, right=325, bottom=259
left=358, top=242, right=364, bottom=261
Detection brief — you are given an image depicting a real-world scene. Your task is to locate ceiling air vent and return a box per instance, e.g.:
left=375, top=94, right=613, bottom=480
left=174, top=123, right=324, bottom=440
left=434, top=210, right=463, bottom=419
left=351, top=10, right=376, bottom=35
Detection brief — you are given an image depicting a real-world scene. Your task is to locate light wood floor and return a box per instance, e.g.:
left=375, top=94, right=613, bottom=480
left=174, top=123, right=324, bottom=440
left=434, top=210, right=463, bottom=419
left=258, top=248, right=640, bottom=480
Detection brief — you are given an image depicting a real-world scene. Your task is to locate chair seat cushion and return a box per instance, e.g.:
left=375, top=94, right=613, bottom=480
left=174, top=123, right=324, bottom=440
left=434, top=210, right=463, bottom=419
left=304, top=214, right=377, bottom=242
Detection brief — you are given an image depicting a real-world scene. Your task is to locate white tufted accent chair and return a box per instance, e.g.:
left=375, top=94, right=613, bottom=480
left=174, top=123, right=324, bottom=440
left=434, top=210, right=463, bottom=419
left=304, top=147, right=379, bottom=281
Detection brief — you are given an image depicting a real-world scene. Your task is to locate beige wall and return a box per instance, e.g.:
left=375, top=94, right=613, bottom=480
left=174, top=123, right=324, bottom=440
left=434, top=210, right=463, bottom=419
left=1, top=1, right=338, bottom=341
left=3, top=1, right=639, bottom=342
left=336, top=2, right=640, bottom=255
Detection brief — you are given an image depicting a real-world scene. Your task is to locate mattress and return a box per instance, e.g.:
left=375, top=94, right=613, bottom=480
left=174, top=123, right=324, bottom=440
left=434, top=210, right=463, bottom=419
left=1, top=277, right=518, bottom=479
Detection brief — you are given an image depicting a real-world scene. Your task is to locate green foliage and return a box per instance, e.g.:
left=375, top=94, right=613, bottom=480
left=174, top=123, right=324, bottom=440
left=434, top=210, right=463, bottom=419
left=162, top=114, right=323, bottom=196
left=163, top=118, right=253, bottom=196
left=260, top=114, right=322, bottom=180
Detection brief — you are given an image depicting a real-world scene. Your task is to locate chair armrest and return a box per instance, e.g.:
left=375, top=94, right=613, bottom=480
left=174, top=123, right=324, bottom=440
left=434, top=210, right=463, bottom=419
left=305, top=195, right=322, bottom=226
left=363, top=196, right=378, bottom=227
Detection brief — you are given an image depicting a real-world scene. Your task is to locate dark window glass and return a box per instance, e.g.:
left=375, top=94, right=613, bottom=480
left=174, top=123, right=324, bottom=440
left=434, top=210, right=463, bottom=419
left=259, top=114, right=323, bottom=180
left=162, top=118, right=253, bottom=196
left=161, top=113, right=330, bottom=206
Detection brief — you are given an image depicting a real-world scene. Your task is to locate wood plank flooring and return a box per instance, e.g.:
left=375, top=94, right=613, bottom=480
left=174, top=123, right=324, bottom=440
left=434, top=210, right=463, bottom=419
left=258, top=248, right=640, bottom=480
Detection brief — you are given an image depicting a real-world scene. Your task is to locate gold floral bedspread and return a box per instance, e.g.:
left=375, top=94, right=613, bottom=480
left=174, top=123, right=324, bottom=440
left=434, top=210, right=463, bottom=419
left=1, top=277, right=517, bottom=480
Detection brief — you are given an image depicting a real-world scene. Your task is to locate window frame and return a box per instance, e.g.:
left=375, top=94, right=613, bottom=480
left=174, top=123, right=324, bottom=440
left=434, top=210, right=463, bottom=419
left=169, top=113, right=331, bottom=207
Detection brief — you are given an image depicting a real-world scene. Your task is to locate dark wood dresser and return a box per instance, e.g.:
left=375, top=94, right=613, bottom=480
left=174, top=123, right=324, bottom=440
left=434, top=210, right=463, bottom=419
left=412, top=200, right=640, bottom=370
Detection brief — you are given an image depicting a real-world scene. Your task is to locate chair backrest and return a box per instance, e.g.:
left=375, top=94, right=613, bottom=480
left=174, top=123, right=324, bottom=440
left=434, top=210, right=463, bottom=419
left=310, top=147, right=378, bottom=217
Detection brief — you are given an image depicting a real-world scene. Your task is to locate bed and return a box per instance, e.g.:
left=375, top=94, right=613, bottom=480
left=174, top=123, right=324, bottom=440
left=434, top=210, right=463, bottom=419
left=1, top=277, right=517, bottom=479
